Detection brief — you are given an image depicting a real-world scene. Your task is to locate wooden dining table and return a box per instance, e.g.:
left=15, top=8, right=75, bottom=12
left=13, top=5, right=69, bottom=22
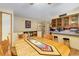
left=14, top=37, right=70, bottom=56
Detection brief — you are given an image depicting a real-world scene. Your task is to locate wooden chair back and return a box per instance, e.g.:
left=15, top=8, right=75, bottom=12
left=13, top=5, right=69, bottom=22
left=0, top=36, right=10, bottom=55
left=1, top=39, right=9, bottom=54
left=0, top=44, right=4, bottom=56
left=0, top=36, right=12, bottom=56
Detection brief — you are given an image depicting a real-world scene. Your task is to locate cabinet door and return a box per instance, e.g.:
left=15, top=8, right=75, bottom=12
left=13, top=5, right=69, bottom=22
left=52, top=19, right=56, bottom=27
left=2, top=13, right=11, bottom=42
left=63, top=17, right=70, bottom=28
left=57, top=18, right=62, bottom=27
left=70, top=15, right=78, bottom=28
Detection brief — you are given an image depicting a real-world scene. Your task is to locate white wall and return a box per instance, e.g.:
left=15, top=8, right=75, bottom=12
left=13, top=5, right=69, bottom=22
left=44, top=21, right=50, bottom=34
left=14, top=16, right=42, bottom=33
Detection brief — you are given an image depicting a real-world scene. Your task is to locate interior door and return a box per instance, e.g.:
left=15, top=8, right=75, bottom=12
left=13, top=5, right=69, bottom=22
left=2, top=13, right=12, bottom=46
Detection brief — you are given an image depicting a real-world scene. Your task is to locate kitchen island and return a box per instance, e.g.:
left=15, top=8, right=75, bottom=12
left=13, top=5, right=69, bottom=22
left=52, top=30, right=79, bottom=50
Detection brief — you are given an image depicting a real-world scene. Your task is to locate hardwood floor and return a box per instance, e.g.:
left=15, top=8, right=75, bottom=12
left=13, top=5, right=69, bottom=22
left=69, top=48, right=79, bottom=56
left=63, top=40, right=79, bottom=56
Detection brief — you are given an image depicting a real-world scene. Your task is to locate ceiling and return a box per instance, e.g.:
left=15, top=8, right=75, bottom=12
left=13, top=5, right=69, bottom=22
left=0, top=3, right=79, bottom=21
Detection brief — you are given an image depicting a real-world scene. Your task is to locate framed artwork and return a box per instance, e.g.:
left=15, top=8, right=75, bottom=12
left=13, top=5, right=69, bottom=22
left=25, top=20, right=31, bottom=28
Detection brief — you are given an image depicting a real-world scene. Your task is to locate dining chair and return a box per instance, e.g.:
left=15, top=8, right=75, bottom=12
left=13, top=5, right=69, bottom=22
left=11, top=47, right=17, bottom=56
left=0, top=44, right=4, bottom=56
left=0, top=35, right=17, bottom=56
left=7, top=36, right=17, bottom=56
left=0, top=39, right=11, bottom=56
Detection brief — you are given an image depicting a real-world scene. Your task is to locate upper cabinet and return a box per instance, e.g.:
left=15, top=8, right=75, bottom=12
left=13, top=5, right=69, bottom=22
left=51, top=13, right=79, bottom=29
left=70, top=15, right=78, bottom=28
left=57, top=18, right=62, bottom=27
left=51, top=19, right=56, bottom=27
left=63, top=17, right=70, bottom=28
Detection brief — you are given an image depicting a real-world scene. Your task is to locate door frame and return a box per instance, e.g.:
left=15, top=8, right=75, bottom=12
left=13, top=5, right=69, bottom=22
left=1, top=12, right=12, bottom=47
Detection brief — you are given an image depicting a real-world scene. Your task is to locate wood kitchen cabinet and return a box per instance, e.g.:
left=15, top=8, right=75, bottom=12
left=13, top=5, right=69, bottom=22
left=51, top=19, right=57, bottom=27
left=70, top=15, right=78, bottom=28
left=57, top=18, right=62, bottom=28
left=63, top=17, right=70, bottom=29
left=51, top=13, right=79, bottom=29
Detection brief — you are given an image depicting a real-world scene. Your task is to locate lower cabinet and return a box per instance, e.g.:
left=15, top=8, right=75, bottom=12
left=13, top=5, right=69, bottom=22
left=53, top=33, right=79, bottom=50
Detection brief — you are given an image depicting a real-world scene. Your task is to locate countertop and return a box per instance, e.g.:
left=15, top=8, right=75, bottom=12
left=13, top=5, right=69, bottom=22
left=51, top=30, right=79, bottom=37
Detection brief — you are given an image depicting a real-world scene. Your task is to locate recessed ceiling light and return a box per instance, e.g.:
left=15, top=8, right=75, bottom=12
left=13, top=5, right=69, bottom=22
left=29, top=3, right=34, bottom=5
left=48, top=3, right=52, bottom=5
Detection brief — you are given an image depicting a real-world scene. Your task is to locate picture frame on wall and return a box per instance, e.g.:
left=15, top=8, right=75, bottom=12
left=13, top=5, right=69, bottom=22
left=25, top=20, right=31, bottom=28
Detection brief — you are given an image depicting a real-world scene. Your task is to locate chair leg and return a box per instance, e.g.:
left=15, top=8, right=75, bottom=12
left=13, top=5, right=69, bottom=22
left=11, top=47, right=17, bottom=56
